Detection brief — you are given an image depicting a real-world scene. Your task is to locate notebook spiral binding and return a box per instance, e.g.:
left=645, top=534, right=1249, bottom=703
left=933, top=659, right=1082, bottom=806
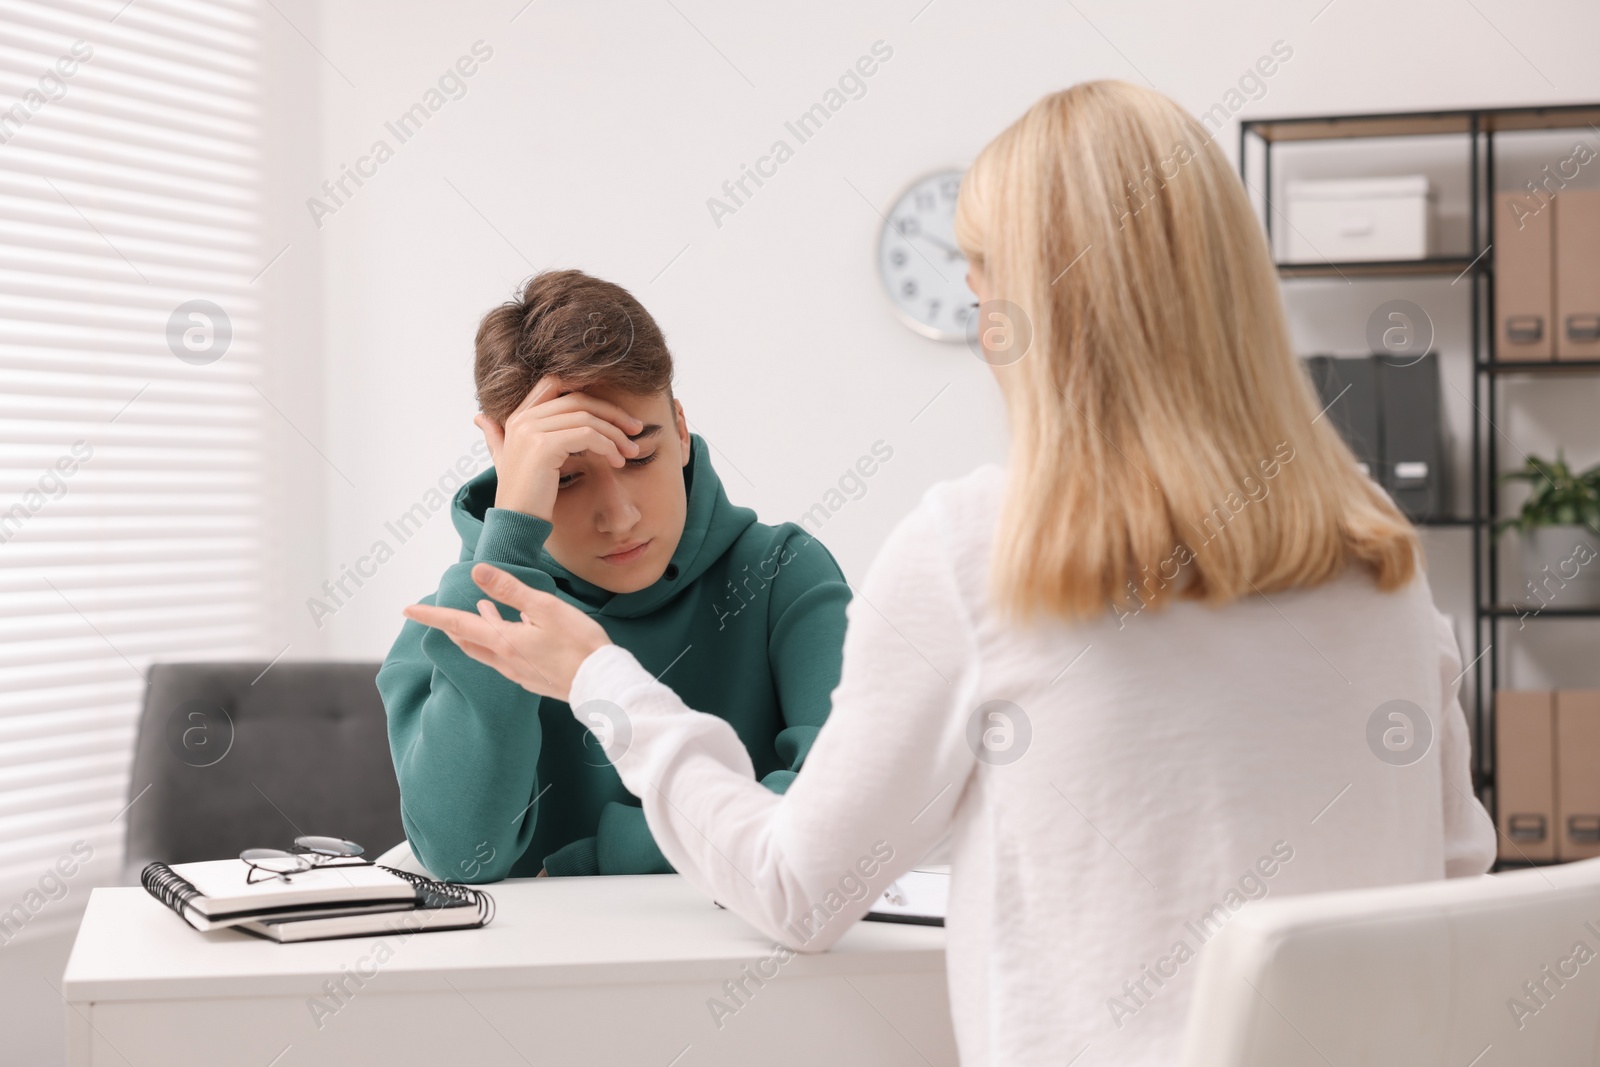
left=377, top=865, right=497, bottom=927
left=141, top=861, right=202, bottom=918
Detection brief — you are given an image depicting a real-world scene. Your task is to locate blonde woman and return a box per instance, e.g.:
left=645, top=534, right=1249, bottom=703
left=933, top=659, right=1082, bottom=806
left=404, top=81, right=1496, bottom=1066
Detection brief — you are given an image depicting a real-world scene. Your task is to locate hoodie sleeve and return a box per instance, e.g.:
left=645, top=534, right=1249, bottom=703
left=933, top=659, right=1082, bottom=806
left=543, top=528, right=852, bottom=878
left=377, top=507, right=560, bottom=884
left=543, top=801, right=671, bottom=875
left=762, top=528, right=852, bottom=789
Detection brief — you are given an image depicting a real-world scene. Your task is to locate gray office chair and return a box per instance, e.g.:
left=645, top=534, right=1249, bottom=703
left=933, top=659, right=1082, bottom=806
left=120, top=661, right=404, bottom=884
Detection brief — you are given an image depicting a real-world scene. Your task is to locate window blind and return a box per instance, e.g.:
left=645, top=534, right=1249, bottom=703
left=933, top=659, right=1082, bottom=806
left=0, top=0, right=264, bottom=934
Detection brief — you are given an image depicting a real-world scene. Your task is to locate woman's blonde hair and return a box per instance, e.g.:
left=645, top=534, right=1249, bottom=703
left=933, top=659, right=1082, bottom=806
left=953, top=80, right=1419, bottom=623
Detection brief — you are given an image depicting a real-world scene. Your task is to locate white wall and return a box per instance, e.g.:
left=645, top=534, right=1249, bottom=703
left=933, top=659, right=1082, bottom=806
left=267, top=0, right=1600, bottom=694
left=260, top=0, right=331, bottom=656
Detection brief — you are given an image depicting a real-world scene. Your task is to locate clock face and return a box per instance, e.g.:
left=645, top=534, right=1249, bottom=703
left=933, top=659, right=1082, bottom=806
left=877, top=168, right=978, bottom=342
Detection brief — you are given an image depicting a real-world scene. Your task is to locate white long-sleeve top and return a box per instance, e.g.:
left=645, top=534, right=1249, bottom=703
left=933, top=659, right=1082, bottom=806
left=568, top=463, right=1497, bottom=1067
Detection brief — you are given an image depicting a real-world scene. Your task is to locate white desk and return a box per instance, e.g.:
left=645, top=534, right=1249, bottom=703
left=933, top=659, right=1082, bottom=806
left=62, top=874, right=956, bottom=1066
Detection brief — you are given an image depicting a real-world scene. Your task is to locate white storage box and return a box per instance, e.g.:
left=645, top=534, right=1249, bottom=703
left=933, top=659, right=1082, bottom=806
left=1283, top=175, right=1434, bottom=263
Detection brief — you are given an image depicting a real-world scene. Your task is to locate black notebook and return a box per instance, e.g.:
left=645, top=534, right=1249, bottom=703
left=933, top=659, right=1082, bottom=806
left=141, top=860, right=495, bottom=941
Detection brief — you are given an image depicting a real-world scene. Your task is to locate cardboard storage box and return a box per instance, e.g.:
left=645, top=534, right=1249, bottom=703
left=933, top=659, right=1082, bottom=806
left=1496, top=689, right=1600, bottom=863
left=1284, top=176, right=1433, bottom=263
left=1497, top=689, right=1556, bottom=862
left=1555, top=690, right=1600, bottom=860
left=1495, top=190, right=1554, bottom=360
left=1555, top=188, right=1600, bottom=360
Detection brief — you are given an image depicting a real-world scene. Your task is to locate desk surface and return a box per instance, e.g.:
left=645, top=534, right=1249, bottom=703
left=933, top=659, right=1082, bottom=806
left=63, top=873, right=947, bottom=1003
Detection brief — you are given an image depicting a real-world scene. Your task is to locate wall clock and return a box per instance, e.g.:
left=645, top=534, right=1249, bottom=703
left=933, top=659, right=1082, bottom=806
left=876, top=168, right=978, bottom=342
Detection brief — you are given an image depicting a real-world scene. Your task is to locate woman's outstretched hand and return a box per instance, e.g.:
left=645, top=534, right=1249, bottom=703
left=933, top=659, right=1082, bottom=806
left=402, top=562, right=611, bottom=703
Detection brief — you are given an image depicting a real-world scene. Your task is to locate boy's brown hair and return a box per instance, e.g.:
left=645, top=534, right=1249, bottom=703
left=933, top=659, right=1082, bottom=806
left=474, top=270, right=674, bottom=424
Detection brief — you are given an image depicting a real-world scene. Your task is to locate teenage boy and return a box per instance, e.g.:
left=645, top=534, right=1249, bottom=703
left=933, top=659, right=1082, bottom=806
left=377, top=270, right=851, bottom=881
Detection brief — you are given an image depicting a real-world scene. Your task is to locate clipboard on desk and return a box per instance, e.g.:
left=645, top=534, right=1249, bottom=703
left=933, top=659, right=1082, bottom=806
left=708, top=866, right=950, bottom=927
left=863, top=866, right=948, bottom=927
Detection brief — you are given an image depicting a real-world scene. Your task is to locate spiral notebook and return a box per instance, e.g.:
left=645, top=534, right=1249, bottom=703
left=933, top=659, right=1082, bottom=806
left=141, top=860, right=495, bottom=941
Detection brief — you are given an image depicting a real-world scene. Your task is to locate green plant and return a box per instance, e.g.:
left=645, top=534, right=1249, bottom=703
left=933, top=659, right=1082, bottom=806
left=1495, top=450, right=1600, bottom=537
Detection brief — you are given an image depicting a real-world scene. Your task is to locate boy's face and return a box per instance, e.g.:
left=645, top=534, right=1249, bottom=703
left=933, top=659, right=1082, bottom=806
left=542, top=383, right=692, bottom=595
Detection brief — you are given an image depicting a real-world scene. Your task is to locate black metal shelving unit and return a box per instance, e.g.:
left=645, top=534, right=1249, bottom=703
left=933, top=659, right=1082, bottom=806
left=1239, top=103, right=1600, bottom=834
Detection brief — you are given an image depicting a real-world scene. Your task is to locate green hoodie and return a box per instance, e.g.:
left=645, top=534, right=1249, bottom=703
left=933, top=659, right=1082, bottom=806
left=377, top=433, right=850, bottom=881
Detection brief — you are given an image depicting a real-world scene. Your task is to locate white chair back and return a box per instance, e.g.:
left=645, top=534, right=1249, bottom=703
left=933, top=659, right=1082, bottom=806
left=1181, top=857, right=1600, bottom=1066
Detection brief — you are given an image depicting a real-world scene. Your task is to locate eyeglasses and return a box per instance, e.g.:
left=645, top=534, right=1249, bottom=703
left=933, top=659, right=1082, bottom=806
left=240, top=835, right=369, bottom=884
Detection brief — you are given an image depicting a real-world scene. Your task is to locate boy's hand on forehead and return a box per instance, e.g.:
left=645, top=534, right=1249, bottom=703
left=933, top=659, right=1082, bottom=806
left=473, top=375, right=645, bottom=523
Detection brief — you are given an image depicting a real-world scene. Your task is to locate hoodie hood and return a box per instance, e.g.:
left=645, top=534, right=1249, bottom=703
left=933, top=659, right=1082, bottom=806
left=450, top=432, right=756, bottom=619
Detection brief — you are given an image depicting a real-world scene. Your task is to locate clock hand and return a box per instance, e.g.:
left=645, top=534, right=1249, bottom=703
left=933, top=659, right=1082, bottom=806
left=918, top=233, right=965, bottom=261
